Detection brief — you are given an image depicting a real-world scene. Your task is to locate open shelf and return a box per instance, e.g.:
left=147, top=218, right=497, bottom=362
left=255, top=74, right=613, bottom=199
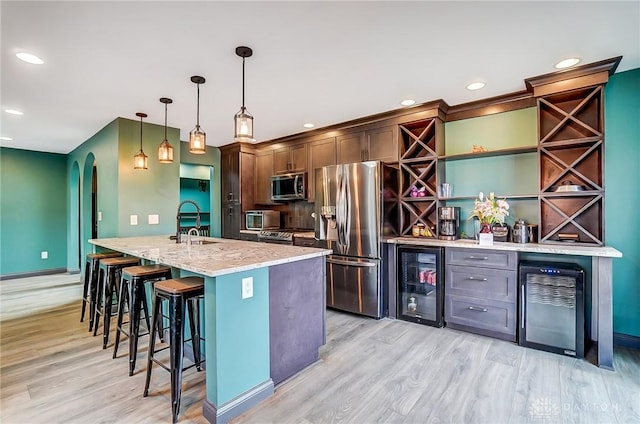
left=438, top=145, right=537, bottom=162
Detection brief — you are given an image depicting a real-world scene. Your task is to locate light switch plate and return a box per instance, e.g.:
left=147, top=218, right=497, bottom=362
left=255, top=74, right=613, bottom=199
left=148, top=214, right=159, bottom=225
left=130, top=215, right=138, bottom=225
left=241, top=277, right=253, bottom=299
left=98, top=211, right=102, bottom=221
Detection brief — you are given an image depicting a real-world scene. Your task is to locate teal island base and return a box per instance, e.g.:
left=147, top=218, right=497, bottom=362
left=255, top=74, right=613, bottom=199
left=198, top=256, right=325, bottom=423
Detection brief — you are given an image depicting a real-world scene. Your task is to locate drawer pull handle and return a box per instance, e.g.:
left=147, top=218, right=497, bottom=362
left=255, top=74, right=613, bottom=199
left=468, top=277, right=488, bottom=281
left=467, top=256, right=489, bottom=260
left=468, top=306, right=488, bottom=312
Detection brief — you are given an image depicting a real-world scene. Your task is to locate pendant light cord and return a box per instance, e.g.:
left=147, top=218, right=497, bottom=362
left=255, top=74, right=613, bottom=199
left=139, top=116, right=143, bottom=149
left=242, top=57, right=245, bottom=111
left=164, top=102, right=168, bottom=140
left=196, top=82, right=201, bottom=127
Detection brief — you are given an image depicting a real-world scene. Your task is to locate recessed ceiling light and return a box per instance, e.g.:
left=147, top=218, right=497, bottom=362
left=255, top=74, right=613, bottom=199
left=400, top=99, right=416, bottom=106
left=555, top=58, right=580, bottom=69
left=303, top=123, right=315, bottom=129
left=16, top=52, right=44, bottom=65
left=4, top=109, right=24, bottom=115
left=466, top=82, right=485, bottom=91
left=0, top=136, right=13, bottom=141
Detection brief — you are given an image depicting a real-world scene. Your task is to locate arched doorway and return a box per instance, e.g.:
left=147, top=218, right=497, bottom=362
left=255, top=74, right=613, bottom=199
left=82, top=153, right=97, bottom=260
left=69, top=161, right=81, bottom=271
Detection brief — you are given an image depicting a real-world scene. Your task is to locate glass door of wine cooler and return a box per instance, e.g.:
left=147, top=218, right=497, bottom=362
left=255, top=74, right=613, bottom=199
left=397, top=246, right=444, bottom=327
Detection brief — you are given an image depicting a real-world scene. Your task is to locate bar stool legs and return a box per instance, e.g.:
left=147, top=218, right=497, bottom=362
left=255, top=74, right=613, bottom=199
left=143, top=277, right=204, bottom=423
left=80, top=252, right=122, bottom=331
left=112, top=265, right=172, bottom=376
left=93, top=257, right=140, bottom=349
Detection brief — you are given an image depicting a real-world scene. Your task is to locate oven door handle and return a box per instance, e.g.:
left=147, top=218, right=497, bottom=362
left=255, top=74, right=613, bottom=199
left=327, top=257, right=376, bottom=267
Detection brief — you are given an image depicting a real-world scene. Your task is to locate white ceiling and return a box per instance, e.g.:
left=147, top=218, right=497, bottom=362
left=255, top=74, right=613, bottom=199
left=1, top=1, right=639, bottom=154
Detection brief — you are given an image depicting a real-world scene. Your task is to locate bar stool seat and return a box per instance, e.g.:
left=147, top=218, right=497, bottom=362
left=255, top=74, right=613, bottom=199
left=93, top=256, right=141, bottom=349
left=113, top=264, right=173, bottom=376
left=81, top=251, right=122, bottom=331
left=143, top=276, right=205, bottom=423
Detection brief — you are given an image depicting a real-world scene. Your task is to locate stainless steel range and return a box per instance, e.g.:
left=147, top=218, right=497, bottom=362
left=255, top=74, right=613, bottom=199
left=258, top=230, right=294, bottom=245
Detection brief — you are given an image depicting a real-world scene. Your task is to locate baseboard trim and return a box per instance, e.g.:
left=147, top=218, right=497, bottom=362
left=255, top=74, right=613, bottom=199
left=0, top=268, right=72, bottom=281
left=202, top=379, right=274, bottom=424
left=614, top=332, right=640, bottom=349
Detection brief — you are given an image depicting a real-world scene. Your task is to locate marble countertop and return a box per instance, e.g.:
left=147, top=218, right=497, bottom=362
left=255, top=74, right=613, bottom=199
left=89, top=235, right=332, bottom=277
left=387, top=237, right=622, bottom=258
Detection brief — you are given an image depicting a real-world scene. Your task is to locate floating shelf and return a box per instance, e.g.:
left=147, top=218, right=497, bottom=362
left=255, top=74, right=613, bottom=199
left=438, top=146, right=537, bottom=162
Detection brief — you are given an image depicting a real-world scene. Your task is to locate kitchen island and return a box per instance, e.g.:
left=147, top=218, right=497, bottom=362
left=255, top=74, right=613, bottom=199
left=89, top=235, right=331, bottom=424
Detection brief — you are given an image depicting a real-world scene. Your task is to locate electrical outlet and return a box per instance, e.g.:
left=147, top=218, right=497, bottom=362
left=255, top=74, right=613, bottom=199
left=130, top=215, right=138, bottom=225
left=148, top=214, right=159, bottom=225
left=41, top=251, right=48, bottom=259
left=241, top=277, right=253, bottom=299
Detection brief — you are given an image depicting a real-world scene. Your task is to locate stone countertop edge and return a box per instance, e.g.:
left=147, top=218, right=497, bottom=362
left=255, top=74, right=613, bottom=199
left=240, top=229, right=316, bottom=238
left=385, top=237, right=622, bottom=258
left=89, top=235, right=332, bottom=278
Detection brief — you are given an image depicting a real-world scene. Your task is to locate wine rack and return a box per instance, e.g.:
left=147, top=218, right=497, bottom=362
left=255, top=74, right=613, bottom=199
left=538, top=86, right=604, bottom=245
left=398, top=118, right=444, bottom=236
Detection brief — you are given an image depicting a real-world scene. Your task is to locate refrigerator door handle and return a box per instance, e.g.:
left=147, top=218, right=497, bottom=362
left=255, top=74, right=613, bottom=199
left=327, top=257, right=376, bottom=267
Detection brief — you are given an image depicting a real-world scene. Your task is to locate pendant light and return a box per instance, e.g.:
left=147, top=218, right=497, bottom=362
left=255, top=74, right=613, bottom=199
left=133, top=112, right=148, bottom=170
left=158, top=97, right=174, bottom=163
left=234, top=46, right=254, bottom=142
left=189, top=75, right=206, bottom=154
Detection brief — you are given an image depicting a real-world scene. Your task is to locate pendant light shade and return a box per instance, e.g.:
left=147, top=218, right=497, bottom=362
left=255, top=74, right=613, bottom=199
left=134, top=112, right=148, bottom=170
left=234, top=46, right=254, bottom=142
left=158, top=97, right=174, bottom=163
left=189, top=75, right=206, bottom=154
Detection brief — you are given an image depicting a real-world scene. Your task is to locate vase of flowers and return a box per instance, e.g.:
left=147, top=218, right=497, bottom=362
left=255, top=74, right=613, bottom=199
left=469, top=192, right=509, bottom=245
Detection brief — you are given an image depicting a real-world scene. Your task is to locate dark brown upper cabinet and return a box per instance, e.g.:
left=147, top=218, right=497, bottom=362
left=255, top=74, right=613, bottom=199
left=273, top=142, right=308, bottom=174
left=337, top=125, right=398, bottom=164
left=306, top=137, right=337, bottom=202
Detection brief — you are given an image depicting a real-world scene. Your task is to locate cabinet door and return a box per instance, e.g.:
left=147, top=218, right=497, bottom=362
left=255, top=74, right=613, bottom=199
left=255, top=150, right=274, bottom=204
left=222, top=203, right=241, bottom=239
left=239, top=151, right=255, bottom=211
left=366, top=126, right=398, bottom=162
left=289, top=143, right=308, bottom=173
left=221, top=148, right=239, bottom=203
left=307, top=137, right=336, bottom=201
left=337, top=132, right=365, bottom=164
left=273, top=147, right=290, bottom=174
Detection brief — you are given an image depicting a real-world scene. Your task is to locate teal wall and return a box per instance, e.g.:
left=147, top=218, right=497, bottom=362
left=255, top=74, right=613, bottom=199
left=116, top=118, right=180, bottom=237
left=444, top=108, right=538, bottom=236
left=604, top=68, right=640, bottom=337
left=67, top=117, right=182, bottom=270
left=1, top=148, right=68, bottom=276
left=180, top=141, right=221, bottom=237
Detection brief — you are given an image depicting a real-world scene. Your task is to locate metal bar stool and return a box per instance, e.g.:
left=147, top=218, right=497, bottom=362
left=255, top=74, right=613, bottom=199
left=93, top=256, right=140, bottom=349
left=113, top=264, right=173, bottom=376
left=143, top=276, right=205, bottom=423
left=80, top=251, right=122, bottom=331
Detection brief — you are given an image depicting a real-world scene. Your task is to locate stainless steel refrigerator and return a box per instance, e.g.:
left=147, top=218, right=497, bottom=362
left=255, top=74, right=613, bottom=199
left=314, top=161, right=398, bottom=318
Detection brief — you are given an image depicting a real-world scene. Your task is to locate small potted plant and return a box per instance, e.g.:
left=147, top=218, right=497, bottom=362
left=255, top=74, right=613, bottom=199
left=469, top=192, right=509, bottom=245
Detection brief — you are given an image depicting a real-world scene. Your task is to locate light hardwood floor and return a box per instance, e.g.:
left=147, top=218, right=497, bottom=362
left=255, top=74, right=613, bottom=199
left=1, top=274, right=638, bottom=424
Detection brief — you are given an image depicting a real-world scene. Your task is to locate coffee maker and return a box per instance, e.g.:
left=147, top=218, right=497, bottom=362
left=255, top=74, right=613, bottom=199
left=438, top=207, right=460, bottom=240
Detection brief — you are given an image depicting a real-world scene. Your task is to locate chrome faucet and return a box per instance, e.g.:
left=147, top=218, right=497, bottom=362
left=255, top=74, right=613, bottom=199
left=176, top=200, right=201, bottom=243
left=187, top=227, right=200, bottom=245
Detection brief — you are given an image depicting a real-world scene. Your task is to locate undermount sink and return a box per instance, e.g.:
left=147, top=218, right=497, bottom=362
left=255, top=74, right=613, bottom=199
left=189, top=239, right=217, bottom=245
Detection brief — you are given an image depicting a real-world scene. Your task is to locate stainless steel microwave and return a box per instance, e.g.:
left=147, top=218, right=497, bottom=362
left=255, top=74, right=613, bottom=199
left=245, top=210, right=280, bottom=230
left=271, top=172, right=306, bottom=201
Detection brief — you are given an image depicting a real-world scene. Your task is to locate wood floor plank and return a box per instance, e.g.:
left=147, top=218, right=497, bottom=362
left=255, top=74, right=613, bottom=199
left=1, top=273, right=638, bottom=424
